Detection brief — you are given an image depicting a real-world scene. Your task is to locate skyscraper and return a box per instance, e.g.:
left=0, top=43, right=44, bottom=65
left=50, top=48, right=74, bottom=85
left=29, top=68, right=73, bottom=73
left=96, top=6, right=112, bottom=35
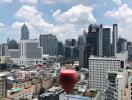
left=128, top=42, right=132, bottom=60
left=65, top=39, right=76, bottom=46
left=103, top=28, right=111, bottom=57
left=78, top=24, right=104, bottom=68
left=58, top=41, right=64, bottom=56
left=39, top=34, right=58, bottom=56
left=87, top=24, right=103, bottom=56
left=21, top=24, right=29, bottom=40
left=64, top=39, right=78, bottom=60
left=112, top=24, right=118, bottom=56
left=117, top=37, right=127, bottom=53
left=78, top=35, right=87, bottom=68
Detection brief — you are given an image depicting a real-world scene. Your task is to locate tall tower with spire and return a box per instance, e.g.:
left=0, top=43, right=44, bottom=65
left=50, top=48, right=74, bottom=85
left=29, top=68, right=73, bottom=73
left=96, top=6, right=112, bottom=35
left=21, top=24, right=29, bottom=40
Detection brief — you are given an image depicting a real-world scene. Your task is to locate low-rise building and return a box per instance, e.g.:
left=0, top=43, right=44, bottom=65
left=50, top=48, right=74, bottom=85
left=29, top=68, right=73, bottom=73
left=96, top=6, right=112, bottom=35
left=42, top=77, right=53, bottom=90
left=6, top=85, right=35, bottom=100
left=15, top=70, right=31, bottom=80
left=128, top=76, right=132, bottom=100
left=39, top=87, right=64, bottom=100
left=0, top=72, right=9, bottom=99
left=59, top=94, right=89, bottom=100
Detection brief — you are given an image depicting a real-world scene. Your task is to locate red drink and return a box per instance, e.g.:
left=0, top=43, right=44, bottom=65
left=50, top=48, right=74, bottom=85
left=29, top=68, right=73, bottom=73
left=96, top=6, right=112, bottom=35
left=60, top=69, right=77, bottom=94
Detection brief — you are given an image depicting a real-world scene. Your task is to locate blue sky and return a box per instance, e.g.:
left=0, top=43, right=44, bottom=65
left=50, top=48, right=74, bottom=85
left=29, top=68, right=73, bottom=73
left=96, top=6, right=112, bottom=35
left=0, top=0, right=132, bottom=43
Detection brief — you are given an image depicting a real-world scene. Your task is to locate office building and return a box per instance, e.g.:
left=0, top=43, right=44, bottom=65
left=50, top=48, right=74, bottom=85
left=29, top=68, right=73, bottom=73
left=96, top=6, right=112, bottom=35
left=128, top=43, right=132, bottom=60
left=19, top=39, right=43, bottom=65
left=58, top=41, right=64, bottom=56
left=65, top=39, right=76, bottom=46
left=8, top=39, right=18, bottom=49
left=112, top=24, right=118, bottom=56
left=39, top=34, right=58, bottom=56
left=8, top=49, right=19, bottom=64
left=87, top=24, right=103, bottom=57
left=103, top=28, right=111, bottom=57
left=0, top=43, right=9, bottom=56
left=106, top=71, right=124, bottom=100
left=78, top=35, right=87, bottom=68
left=80, top=24, right=103, bottom=68
left=89, top=56, right=124, bottom=92
left=64, top=46, right=78, bottom=60
left=64, top=39, right=78, bottom=60
left=117, top=37, right=127, bottom=53
left=21, top=24, right=29, bottom=40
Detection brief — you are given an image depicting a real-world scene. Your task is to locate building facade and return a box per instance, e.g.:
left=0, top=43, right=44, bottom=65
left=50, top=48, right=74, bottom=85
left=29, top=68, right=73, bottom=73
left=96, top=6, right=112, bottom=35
left=21, top=24, right=29, bottom=40
left=128, top=44, right=132, bottom=60
left=19, top=39, right=43, bottom=66
left=0, top=44, right=9, bottom=56
left=89, top=56, right=124, bottom=92
left=8, top=39, right=18, bottom=49
left=103, top=28, right=111, bottom=57
left=112, top=24, right=118, bottom=57
left=87, top=24, right=103, bottom=57
left=0, top=74, right=7, bottom=99
left=58, top=41, right=64, bottom=56
left=39, top=34, right=58, bottom=56
left=117, top=37, right=127, bottom=53
left=106, top=71, right=124, bottom=100
left=78, top=35, right=87, bottom=68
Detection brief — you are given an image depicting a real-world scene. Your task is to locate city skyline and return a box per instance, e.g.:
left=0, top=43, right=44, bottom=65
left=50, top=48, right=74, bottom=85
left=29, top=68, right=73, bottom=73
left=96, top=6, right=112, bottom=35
left=0, top=0, right=132, bottom=43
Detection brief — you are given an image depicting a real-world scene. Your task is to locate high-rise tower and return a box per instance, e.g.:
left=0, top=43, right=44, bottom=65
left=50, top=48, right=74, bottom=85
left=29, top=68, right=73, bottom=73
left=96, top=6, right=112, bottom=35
left=21, top=24, right=29, bottom=40
left=112, top=24, right=118, bottom=56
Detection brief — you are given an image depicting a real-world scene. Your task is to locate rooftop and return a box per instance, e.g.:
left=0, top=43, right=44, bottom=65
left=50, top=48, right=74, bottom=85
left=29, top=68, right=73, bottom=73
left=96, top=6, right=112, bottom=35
left=89, top=55, right=121, bottom=60
left=48, top=86, right=61, bottom=92
left=0, top=71, right=10, bottom=77
left=64, top=94, right=89, bottom=100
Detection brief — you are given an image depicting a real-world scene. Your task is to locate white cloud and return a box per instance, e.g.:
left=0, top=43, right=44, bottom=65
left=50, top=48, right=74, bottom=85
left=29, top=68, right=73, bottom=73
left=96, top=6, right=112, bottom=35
left=19, top=0, right=38, bottom=4
left=0, top=23, right=4, bottom=27
left=13, top=4, right=96, bottom=42
left=14, top=5, right=54, bottom=39
left=53, top=4, right=96, bottom=41
left=41, top=0, right=56, bottom=4
left=112, top=0, right=122, bottom=5
left=41, top=0, right=87, bottom=5
left=0, top=22, right=5, bottom=32
left=105, top=4, right=132, bottom=41
left=0, top=0, right=12, bottom=3
left=53, top=4, right=96, bottom=25
left=15, top=5, right=42, bottom=21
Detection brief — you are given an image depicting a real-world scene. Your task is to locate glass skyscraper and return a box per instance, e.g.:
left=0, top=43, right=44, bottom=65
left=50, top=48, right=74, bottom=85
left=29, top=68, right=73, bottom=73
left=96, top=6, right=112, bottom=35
left=21, top=24, right=29, bottom=40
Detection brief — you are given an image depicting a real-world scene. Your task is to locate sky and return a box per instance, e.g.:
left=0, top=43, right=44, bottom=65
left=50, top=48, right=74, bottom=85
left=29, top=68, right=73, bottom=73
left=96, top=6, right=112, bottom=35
left=0, top=0, right=132, bottom=43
